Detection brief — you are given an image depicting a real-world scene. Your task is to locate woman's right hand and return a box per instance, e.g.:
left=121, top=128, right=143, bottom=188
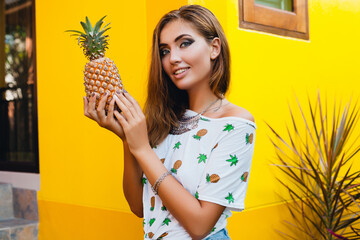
left=83, top=93, right=126, bottom=141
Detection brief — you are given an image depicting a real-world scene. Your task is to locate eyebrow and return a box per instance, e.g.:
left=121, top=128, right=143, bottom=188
left=159, top=34, right=192, bottom=48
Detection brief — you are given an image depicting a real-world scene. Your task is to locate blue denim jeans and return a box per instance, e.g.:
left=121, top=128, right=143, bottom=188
left=204, top=228, right=231, bottom=240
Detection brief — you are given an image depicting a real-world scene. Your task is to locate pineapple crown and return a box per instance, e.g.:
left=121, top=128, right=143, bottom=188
left=66, top=16, right=110, bottom=60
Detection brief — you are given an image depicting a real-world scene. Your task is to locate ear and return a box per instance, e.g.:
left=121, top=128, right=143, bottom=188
left=210, top=37, right=221, bottom=60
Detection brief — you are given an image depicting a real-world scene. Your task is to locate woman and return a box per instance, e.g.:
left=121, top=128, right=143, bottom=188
left=84, top=5, right=256, bottom=240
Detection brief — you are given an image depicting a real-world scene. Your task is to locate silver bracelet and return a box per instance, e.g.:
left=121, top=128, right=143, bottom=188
left=152, top=171, right=171, bottom=195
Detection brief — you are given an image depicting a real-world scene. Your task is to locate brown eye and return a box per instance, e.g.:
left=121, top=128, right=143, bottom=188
left=160, top=48, right=170, bottom=57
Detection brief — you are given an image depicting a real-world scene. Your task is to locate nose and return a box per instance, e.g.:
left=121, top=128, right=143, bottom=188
left=169, top=48, right=181, bottom=65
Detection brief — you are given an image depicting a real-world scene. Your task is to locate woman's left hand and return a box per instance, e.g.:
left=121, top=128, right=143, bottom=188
left=113, top=91, right=150, bottom=155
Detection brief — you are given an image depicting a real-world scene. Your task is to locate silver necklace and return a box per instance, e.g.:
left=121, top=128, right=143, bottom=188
left=170, top=98, right=222, bottom=135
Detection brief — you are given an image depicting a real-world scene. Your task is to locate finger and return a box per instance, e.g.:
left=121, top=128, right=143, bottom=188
left=114, top=110, right=128, bottom=129
left=114, top=109, right=127, bottom=121
left=83, top=96, right=90, bottom=117
left=117, top=92, right=138, bottom=119
left=122, top=92, right=144, bottom=117
left=107, top=95, right=115, bottom=119
left=88, top=93, right=100, bottom=121
left=88, top=92, right=96, bottom=111
left=114, top=94, right=135, bottom=121
left=97, top=92, right=108, bottom=122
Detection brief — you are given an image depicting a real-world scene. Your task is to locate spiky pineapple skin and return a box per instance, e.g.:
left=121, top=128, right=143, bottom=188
left=84, top=57, right=123, bottom=112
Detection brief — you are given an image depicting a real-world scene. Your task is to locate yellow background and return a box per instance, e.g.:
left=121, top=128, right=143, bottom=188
left=35, top=0, right=360, bottom=239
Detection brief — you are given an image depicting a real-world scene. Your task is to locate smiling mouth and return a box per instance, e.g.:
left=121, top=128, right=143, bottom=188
left=174, top=67, right=190, bottom=75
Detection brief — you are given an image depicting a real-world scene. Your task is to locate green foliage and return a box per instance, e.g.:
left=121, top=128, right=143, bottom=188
left=5, top=25, right=32, bottom=88
left=66, top=16, right=110, bottom=60
left=267, top=91, right=360, bottom=239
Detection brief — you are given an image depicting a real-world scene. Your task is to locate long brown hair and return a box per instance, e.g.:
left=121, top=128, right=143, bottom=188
left=144, top=5, right=231, bottom=148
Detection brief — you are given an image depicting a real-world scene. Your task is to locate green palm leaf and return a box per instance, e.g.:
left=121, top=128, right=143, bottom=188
left=268, top=90, right=360, bottom=239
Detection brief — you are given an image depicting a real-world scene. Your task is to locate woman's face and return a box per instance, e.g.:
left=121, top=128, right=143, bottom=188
left=159, top=19, right=218, bottom=92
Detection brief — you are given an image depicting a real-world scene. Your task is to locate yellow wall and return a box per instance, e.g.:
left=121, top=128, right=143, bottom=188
left=36, top=0, right=148, bottom=211
left=36, top=0, right=360, bottom=239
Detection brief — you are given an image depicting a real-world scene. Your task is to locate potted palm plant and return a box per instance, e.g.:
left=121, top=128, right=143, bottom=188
left=267, top=91, right=360, bottom=239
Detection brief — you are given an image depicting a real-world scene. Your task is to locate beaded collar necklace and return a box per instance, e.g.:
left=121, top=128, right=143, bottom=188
left=170, top=98, right=223, bottom=135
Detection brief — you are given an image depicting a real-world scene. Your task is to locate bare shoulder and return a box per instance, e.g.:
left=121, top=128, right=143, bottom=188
left=222, top=101, right=255, bottom=123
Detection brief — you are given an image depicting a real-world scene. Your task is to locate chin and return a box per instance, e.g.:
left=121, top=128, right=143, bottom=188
left=173, top=82, right=192, bottom=91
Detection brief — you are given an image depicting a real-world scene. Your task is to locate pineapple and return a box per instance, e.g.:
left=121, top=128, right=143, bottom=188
left=206, top=173, right=220, bottom=183
left=148, top=232, right=154, bottom=239
left=158, top=232, right=168, bottom=239
left=66, top=16, right=123, bottom=112
left=150, top=196, right=155, bottom=211
left=241, top=172, right=249, bottom=182
left=192, top=129, right=208, bottom=140
left=246, top=133, right=254, bottom=144
left=212, top=143, right=218, bottom=151
left=171, top=160, right=182, bottom=174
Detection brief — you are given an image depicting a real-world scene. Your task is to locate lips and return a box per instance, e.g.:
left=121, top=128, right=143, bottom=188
left=173, top=67, right=190, bottom=75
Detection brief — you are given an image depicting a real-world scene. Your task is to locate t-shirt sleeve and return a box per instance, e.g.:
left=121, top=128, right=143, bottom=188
left=196, top=121, right=256, bottom=212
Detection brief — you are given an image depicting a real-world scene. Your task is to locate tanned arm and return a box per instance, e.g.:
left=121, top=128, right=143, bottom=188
left=132, top=147, right=225, bottom=240
left=122, top=140, right=144, bottom=218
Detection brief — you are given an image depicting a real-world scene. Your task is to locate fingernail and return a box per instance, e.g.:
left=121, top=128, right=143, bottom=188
left=113, top=94, right=118, bottom=100
left=123, top=89, right=128, bottom=93
left=104, top=92, right=107, bottom=96
left=91, top=92, right=95, bottom=97
left=116, top=90, right=121, bottom=94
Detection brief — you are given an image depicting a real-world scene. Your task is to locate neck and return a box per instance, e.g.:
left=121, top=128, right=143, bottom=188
left=188, top=92, right=222, bottom=114
left=186, top=80, right=225, bottom=113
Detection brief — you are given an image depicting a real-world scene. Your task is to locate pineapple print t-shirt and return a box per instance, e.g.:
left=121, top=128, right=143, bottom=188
left=142, top=109, right=257, bottom=240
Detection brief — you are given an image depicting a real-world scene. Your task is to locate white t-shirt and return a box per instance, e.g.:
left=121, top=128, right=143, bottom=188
left=142, top=109, right=257, bottom=239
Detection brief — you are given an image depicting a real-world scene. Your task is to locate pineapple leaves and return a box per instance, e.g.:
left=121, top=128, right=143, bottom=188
left=98, top=22, right=111, bottom=36
left=65, top=30, right=84, bottom=35
left=98, top=28, right=111, bottom=39
left=101, top=22, right=111, bottom=31
left=66, top=16, right=111, bottom=60
left=85, top=16, right=92, bottom=31
left=80, top=21, right=90, bottom=35
left=94, top=16, right=107, bottom=33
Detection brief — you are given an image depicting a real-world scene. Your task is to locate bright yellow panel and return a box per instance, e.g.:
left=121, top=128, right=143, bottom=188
left=38, top=200, right=143, bottom=240
left=36, top=0, right=149, bottom=211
